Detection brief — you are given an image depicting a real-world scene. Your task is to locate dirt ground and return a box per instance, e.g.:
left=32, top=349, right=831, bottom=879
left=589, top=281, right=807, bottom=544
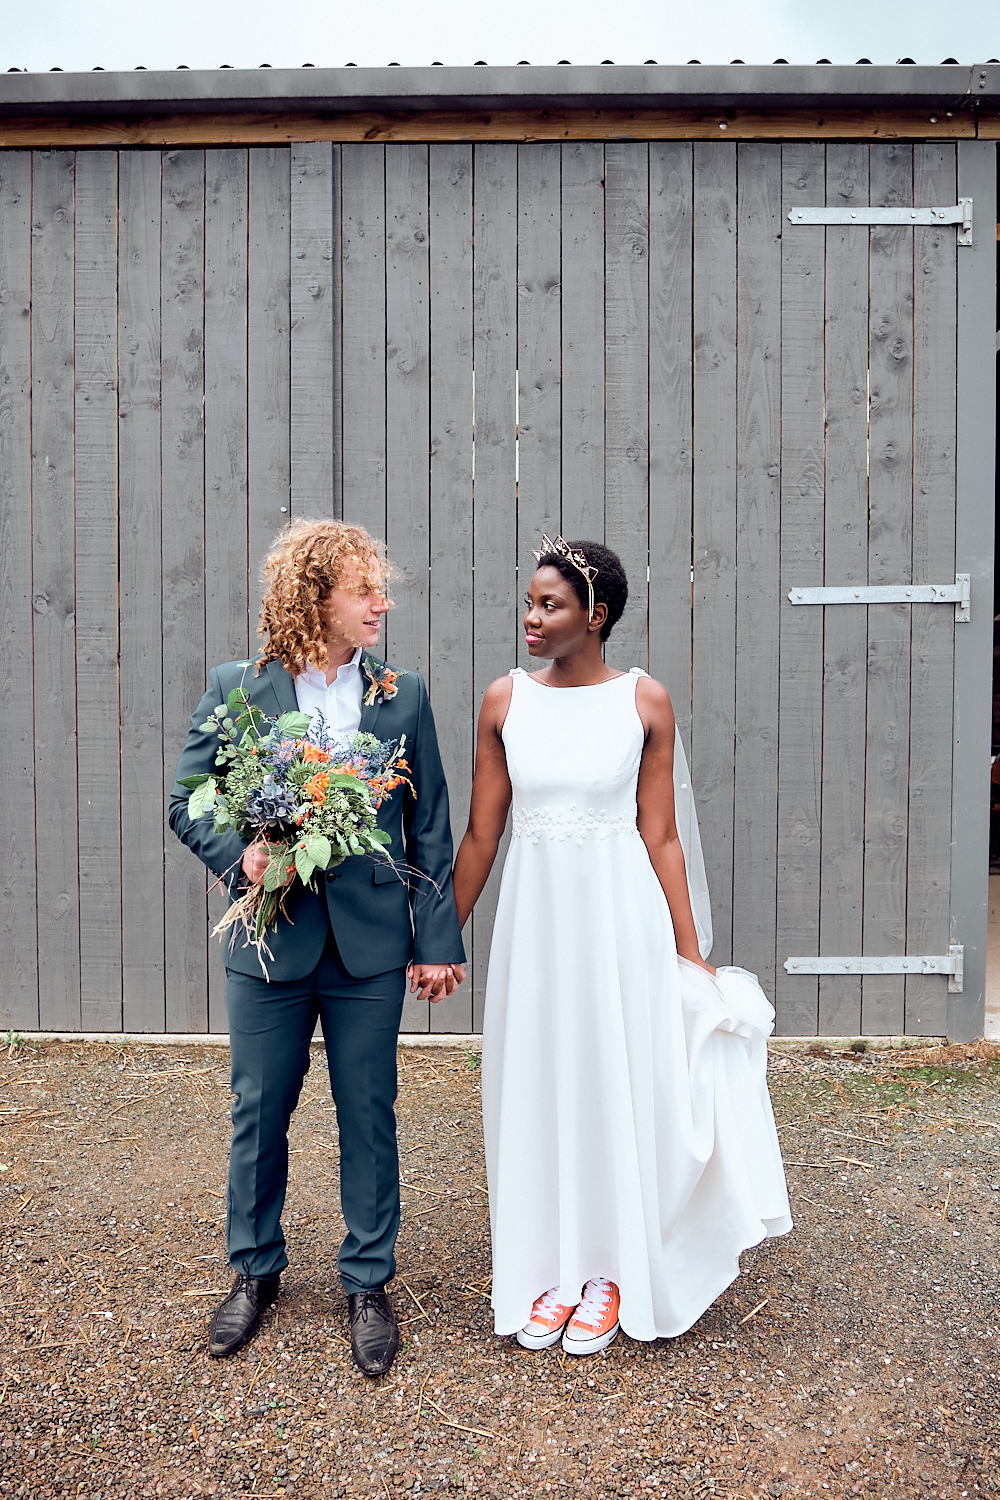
left=2, top=1035, right=999, bottom=1500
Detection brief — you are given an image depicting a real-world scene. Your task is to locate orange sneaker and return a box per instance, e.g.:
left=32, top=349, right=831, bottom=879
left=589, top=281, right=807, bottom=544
left=561, top=1277, right=620, bottom=1356
left=516, top=1288, right=579, bottom=1350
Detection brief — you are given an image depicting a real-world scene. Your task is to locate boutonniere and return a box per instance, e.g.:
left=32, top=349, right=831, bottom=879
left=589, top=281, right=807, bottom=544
left=362, top=656, right=404, bottom=707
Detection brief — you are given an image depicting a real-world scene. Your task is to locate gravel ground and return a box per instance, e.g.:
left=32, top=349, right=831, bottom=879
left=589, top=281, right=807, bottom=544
left=2, top=1035, right=999, bottom=1500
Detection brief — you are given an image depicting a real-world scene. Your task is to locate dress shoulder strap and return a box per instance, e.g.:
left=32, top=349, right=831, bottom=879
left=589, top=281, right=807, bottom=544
left=508, top=667, right=525, bottom=676
left=629, top=666, right=649, bottom=677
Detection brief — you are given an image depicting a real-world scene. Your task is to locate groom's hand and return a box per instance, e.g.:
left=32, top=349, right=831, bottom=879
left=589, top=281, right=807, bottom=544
left=409, top=964, right=466, bottom=1003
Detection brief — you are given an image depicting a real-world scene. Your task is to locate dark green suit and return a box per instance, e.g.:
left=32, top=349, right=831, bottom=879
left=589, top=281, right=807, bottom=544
left=168, top=656, right=465, bottom=1289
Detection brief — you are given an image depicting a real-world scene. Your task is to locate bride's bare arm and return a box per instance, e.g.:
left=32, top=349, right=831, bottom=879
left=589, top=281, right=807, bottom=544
left=634, top=677, right=715, bottom=974
left=453, top=677, right=515, bottom=928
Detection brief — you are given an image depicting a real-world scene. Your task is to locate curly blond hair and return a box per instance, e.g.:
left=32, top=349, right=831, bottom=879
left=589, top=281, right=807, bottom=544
left=256, top=518, right=396, bottom=674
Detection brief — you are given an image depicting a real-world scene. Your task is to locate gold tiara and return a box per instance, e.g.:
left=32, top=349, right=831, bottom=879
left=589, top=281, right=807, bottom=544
left=531, top=534, right=598, bottom=620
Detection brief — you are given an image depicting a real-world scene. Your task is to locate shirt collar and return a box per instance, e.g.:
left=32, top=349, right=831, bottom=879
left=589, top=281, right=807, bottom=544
left=298, top=647, right=362, bottom=688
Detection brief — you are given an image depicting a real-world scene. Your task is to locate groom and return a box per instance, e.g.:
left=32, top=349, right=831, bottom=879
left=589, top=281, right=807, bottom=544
left=169, top=519, right=466, bottom=1375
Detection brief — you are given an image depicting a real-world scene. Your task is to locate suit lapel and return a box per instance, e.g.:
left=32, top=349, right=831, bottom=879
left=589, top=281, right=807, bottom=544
left=358, top=656, right=383, bottom=737
left=264, top=659, right=299, bottom=718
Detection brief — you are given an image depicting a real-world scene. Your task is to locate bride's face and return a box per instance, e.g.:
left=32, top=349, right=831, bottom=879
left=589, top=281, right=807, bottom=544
left=523, top=567, right=594, bottom=658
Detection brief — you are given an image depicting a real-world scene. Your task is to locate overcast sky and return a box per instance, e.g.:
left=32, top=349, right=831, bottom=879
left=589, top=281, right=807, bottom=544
left=1, top=0, right=998, bottom=73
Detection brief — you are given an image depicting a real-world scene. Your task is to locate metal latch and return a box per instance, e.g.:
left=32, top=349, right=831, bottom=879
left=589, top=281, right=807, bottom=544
left=788, top=576, right=970, bottom=623
left=788, top=199, right=973, bottom=247
left=784, top=945, right=964, bottom=994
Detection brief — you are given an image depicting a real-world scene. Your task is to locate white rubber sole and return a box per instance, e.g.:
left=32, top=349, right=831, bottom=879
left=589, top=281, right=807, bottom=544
left=561, top=1320, right=620, bottom=1356
left=516, top=1315, right=574, bottom=1350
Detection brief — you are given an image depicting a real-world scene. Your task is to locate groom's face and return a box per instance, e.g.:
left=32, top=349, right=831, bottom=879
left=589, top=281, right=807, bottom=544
left=319, top=555, right=390, bottom=651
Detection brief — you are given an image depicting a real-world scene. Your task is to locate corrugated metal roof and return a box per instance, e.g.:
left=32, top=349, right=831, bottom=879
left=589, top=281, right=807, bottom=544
left=1, top=62, right=999, bottom=116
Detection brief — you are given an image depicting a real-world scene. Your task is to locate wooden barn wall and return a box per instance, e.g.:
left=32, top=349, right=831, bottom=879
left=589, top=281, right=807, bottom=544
left=0, top=141, right=959, bottom=1035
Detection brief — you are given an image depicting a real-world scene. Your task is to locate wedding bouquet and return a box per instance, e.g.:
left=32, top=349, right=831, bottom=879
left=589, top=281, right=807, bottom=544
left=179, top=684, right=412, bottom=966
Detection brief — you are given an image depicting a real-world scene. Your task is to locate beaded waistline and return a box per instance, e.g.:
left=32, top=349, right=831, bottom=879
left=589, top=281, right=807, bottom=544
left=511, top=806, right=638, bottom=846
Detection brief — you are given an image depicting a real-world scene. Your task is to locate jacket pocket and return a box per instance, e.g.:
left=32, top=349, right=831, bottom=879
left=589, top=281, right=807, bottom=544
left=372, top=860, right=405, bottom=886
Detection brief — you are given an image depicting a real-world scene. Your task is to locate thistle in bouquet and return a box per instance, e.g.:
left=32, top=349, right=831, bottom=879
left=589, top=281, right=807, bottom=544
left=178, top=683, right=413, bottom=970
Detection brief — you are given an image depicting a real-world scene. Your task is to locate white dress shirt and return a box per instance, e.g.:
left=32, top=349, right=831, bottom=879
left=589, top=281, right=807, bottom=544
left=295, top=647, right=364, bottom=747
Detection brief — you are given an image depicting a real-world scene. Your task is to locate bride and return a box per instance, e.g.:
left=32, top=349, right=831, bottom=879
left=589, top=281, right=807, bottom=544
left=452, top=537, right=791, bottom=1355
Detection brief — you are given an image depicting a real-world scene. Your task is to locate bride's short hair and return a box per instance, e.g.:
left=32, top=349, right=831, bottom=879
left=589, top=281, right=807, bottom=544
left=532, top=539, right=628, bottom=642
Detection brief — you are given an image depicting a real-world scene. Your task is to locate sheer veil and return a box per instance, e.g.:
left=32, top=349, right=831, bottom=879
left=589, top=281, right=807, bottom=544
left=672, top=727, right=714, bottom=961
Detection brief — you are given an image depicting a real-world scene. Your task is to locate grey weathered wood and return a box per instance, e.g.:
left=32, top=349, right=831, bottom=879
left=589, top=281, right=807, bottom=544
left=341, top=144, right=387, bottom=546
left=904, top=143, right=957, bottom=1035
left=75, top=150, right=122, bottom=1030
left=648, top=143, right=693, bottom=746
left=950, top=141, right=998, bottom=1040
left=515, top=139, right=561, bottom=659
left=385, top=143, right=430, bottom=682
left=428, top=143, right=474, bottom=1033
left=692, top=142, right=737, bottom=966
left=732, top=144, right=781, bottom=997
left=0, top=152, right=38, bottom=1029
left=862, top=144, right=914, bottom=1035
left=119, top=149, right=166, bottom=1032
left=205, top=148, right=250, bottom=666
left=31, top=151, right=81, bottom=1030
left=560, top=142, right=605, bottom=542
left=248, top=148, right=291, bottom=595
left=773, top=143, right=827, bottom=1034
left=470, top=142, right=518, bottom=1032
left=160, top=149, right=209, bottom=1036
left=205, top=147, right=251, bottom=1032
left=603, top=143, right=649, bottom=673
left=384, top=142, right=432, bottom=1034
left=817, top=144, right=870, bottom=1035
left=290, top=142, right=335, bottom=517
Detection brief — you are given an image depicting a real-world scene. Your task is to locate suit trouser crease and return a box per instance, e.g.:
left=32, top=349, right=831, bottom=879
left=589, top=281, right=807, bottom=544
left=225, top=930, right=405, bottom=1292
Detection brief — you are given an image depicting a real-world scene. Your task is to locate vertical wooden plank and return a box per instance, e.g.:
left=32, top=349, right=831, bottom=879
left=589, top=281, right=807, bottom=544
left=515, top=139, right=561, bottom=656
left=290, top=142, right=335, bottom=517
left=119, top=149, right=165, bottom=1033
left=818, top=144, right=871, bottom=1035
left=648, top=143, right=693, bottom=745
left=205, top=148, right=250, bottom=666
left=385, top=144, right=430, bottom=681
left=341, top=144, right=387, bottom=545
left=204, top=146, right=250, bottom=1033
left=560, top=142, right=605, bottom=542
left=160, top=149, right=207, bottom=1036
left=774, top=144, right=827, bottom=1035
left=733, top=144, right=781, bottom=996
left=75, top=151, right=122, bottom=1030
left=905, top=144, right=957, bottom=1035
left=0, top=152, right=38, bottom=1029
left=385, top=142, right=432, bottom=1034
left=603, top=143, right=649, bottom=673
left=428, top=143, right=474, bottom=1033
left=248, top=148, right=291, bottom=592
left=692, top=143, right=737, bottom=966
left=862, top=144, right=914, bottom=1035
left=32, top=150, right=80, bottom=1030
left=470, top=141, right=518, bottom=1032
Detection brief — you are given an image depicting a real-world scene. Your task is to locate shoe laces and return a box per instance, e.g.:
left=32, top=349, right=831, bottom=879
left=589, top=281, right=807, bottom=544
left=232, top=1262, right=264, bottom=1312
left=573, top=1278, right=613, bottom=1331
left=532, top=1287, right=572, bottom=1321
left=351, top=1289, right=386, bottom=1326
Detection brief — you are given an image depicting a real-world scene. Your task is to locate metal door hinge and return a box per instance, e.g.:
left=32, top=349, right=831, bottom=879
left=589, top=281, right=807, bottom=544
left=788, top=199, right=973, bottom=246
left=784, top=945, right=963, bottom=994
left=788, top=575, right=970, bottom=623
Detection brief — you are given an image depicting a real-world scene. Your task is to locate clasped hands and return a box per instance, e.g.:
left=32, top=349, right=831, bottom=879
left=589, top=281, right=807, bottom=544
left=240, top=845, right=466, bottom=1003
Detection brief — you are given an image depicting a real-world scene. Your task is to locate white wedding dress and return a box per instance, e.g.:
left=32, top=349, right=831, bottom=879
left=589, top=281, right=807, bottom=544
left=481, top=668, right=792, bottom=1342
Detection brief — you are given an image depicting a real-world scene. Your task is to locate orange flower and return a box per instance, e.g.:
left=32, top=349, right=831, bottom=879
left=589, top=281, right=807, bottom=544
left=303, top=771, right=330, bottom=806
left=299, top=741, right=331, bottom=764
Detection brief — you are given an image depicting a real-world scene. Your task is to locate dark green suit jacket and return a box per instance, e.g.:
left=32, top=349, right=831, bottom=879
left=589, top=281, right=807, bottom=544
left=168, top=657, right=466, bottom=981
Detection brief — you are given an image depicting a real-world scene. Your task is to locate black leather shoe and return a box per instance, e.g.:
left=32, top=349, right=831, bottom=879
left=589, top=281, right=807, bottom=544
left=208, top=1269, right=281, bottom=1358
left=347, top=1287, right=399, bottom=1377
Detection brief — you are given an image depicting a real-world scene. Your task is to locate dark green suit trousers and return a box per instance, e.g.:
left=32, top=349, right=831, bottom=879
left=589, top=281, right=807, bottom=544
left=225, top=930, right=407, bottom=1291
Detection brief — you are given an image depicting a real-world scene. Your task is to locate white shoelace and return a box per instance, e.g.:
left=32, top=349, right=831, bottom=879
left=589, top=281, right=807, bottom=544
left=531, top=1287, right=571, bottom=1321
left=572, top=1278, right=613, bottom=1331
